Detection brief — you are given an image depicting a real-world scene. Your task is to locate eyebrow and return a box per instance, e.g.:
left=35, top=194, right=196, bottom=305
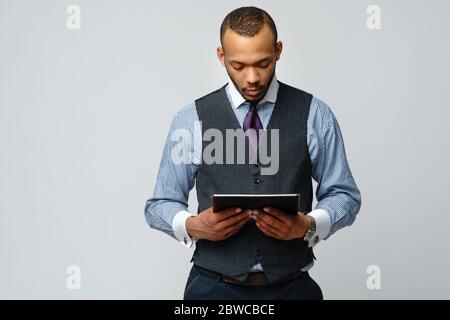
left=229, top=57, right=272, bottom=65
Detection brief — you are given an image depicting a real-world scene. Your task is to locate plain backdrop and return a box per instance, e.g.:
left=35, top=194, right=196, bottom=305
left=1, top=0, right=449, bottom=299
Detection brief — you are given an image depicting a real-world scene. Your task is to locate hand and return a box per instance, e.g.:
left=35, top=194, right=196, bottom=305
left=186, top=207, right=251, bottom=241
left=250, top=207, right=308, bottom=240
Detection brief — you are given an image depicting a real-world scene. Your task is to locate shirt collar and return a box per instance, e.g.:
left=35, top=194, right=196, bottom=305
left=226, top=72, right=279, bottom=109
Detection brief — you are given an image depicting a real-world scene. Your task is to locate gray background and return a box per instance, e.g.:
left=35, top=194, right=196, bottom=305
left=1, top=0, right=449, bottom=299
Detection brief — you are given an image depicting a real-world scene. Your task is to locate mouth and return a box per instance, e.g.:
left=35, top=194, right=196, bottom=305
left=245, top=88, right=262, bottom=96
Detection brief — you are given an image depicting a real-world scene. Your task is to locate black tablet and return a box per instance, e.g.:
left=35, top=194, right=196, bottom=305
left=211, top=193, right=300, bottom=215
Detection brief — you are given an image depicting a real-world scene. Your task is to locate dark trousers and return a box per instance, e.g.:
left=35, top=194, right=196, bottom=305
left=183, top=264, right=323, bottom=300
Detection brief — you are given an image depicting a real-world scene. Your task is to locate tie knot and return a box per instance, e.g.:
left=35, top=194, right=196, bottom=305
left=248, top=102, right=258, bottom=111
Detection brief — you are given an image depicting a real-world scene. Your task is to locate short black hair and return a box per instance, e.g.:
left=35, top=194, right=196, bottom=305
left=220, top=6, right=278, bottom=49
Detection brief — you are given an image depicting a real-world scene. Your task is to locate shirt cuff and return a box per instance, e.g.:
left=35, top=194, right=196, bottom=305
left=306, top=208, right=331, bottom=247
left=172, top=210, right=197, bottom=248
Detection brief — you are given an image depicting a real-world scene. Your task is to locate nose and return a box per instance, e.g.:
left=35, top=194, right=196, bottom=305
left=245, top=68, right=260, bottom=85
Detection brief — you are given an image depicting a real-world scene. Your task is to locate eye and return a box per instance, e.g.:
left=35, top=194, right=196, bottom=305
left=233, top=66, right=243, bottom=71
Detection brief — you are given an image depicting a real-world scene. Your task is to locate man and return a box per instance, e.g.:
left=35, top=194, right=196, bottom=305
left=145, top=6, right=361, bottom=300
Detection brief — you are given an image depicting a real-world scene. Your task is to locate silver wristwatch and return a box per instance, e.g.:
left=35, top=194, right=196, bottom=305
left=304, top=214, right=317, bottom=243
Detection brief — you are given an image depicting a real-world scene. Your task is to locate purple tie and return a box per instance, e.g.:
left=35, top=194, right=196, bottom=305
left=243, top=102, right=263, bottom=152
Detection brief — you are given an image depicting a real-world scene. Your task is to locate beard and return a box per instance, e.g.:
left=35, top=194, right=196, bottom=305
left=225, top=67, right=275, bottom=104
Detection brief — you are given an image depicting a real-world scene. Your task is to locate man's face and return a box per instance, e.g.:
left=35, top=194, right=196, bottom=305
left=217, top=24, right=283, bottom=103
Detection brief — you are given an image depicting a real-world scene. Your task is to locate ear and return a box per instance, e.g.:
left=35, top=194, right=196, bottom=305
left=275, top=41, right=283, bottom=61
left=217, top=47, right=225, bottom=66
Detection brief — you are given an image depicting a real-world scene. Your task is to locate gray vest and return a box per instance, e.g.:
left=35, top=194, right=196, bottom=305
left=192, top=81, right=314, bottom=284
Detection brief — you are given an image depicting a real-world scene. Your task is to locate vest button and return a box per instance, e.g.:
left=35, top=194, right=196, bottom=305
left=254, top=178, right=260, bottom=184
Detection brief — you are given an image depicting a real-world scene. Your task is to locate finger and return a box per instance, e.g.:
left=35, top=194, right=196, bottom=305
left=222, top=217, right=250, bottom=239
left=253, top=211, right=284, bottom=231
left=225, top=213, right=249, bottom=231
left=223, top=226, right=241, bottom=239
left=256, top=221, right=280, bottom=239
left=255, top=215, right=283, bottom=234
left=216, top=207, right=243, bottom=221
left=223, top=216, right=249, bottom=236
left=262, top=206, right=289, bottom=222
left=217, top=211, right=249, bottom=230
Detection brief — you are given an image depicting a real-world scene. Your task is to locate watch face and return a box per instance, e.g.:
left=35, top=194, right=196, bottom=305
left=304, top=230, right=314, bottom=241
left=307, top=216, right=316, bottom=232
